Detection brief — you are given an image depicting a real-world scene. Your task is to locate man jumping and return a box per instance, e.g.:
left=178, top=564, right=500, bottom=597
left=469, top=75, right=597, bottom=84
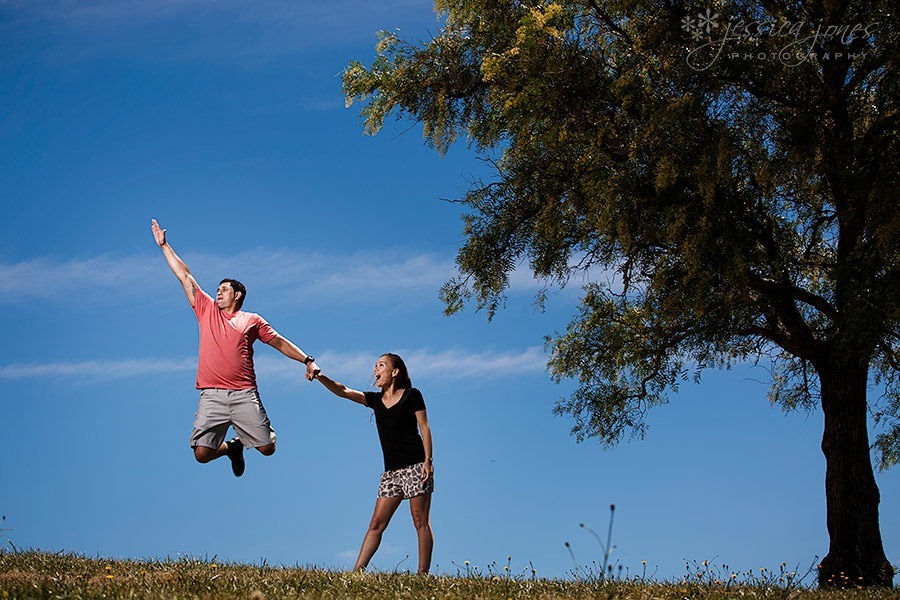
left=151, top=218, right=319, bottom=477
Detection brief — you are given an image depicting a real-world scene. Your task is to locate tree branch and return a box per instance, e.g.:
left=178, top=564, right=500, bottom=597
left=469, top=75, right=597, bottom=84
left=749, top=275, right=839, bottom=321
left=583, top=0, right=634, bottom=47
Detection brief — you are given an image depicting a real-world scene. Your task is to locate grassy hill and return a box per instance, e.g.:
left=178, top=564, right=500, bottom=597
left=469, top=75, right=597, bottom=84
left=1, top=550, right=897, bottom=599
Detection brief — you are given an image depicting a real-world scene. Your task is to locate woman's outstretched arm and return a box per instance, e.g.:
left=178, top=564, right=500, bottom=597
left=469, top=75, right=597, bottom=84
left=316, top=373, right=367, bottom=405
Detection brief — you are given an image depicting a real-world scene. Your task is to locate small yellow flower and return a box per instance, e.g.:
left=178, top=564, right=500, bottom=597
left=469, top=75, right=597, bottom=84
left=464, top=561, right=470, bottom=566
left=492, top=576, right=500, bottom=582
left=105, top=574, right=114, bottom=580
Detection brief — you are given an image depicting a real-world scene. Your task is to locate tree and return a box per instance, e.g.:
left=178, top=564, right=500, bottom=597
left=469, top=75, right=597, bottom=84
left=343, top=0, right=898, bottom=587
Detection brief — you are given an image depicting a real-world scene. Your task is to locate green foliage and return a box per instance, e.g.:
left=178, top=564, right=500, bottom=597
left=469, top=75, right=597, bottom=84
left=343, top=1, right=900, bottom=467
left=870, top=370, right=900, bottom=470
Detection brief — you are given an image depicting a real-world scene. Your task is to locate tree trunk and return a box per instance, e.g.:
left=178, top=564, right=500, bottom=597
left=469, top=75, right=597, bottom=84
left=817, top=356, right=894, bottom=587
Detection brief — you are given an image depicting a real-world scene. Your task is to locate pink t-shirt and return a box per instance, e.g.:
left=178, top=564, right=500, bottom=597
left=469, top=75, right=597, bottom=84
left=193, top=288, right=278, bottom=390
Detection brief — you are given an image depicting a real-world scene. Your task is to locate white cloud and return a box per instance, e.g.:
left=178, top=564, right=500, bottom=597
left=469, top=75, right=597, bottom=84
left=0, top=249, right=451, bottom=304
left=406, top=346, right=548, bottom=379
left=3, top=0, right=438, bottom=66
left=302, top=252, right=453, bottom=295
left=508, top=253, right=622, bottom=296
left=334, top=549, right=358, bottom=563
left=0, top=357, right=194, bottom=380
left=0, top=346, right=547, bottom=382
left=0, top=254, right=163, bottom=299
left=255, top=346, right=548, bottom=383
left=1, top=247, right=601, bottom=316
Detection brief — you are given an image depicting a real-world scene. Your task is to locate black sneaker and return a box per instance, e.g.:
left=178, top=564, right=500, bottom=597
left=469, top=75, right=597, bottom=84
left=226, top=438, right=245, bottom=477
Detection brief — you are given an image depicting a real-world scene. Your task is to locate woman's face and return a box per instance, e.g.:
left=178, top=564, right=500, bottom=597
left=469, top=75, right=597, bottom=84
left=373, top=355, right=398, bottom=389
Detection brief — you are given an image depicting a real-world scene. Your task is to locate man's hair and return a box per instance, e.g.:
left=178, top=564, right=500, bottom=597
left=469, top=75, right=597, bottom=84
left=220, top=278, right=247, bottom=309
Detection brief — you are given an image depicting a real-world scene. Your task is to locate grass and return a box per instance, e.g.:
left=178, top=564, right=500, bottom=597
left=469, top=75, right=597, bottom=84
left=1, top=550, right=897, bottom=600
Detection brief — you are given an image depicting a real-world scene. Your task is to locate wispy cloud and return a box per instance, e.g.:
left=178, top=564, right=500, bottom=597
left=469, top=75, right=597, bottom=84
left=0, top=247, right=557, bottom=307
left=1, top=254, right=163, bottom=300
left=3, top=0, right=438, bottom=66
left=334, top=549, right=358, bottom=563
left=407, top=346, right=548, bottom=379
left=258, top=346, right=548, bottom=382
left=0, top=249, right=449, bottom=309
left=0, top=346, right=547, bottom=382
left=0, top=357, right=195, bottom=380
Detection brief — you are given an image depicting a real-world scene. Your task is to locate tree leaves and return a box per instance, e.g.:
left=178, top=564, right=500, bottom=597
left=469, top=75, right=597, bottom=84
left=343, top=0, right=900, bottom=455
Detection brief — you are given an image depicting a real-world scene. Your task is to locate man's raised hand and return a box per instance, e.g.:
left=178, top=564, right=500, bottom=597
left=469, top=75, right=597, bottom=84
left=151, top=219, right=167, bottom=247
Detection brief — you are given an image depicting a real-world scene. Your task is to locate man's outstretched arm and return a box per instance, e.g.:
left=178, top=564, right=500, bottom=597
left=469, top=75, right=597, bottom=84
left=266, top=335, right=321, bottom=380
left=151, top=219, right=199, bottom=307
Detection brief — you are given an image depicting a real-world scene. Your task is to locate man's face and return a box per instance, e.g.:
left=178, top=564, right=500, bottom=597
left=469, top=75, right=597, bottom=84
left=216, top=282, right=240, bottom=310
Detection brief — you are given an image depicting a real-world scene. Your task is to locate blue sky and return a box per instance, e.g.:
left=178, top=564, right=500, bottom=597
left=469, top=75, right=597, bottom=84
left=1, top=0, right=896, bottom=582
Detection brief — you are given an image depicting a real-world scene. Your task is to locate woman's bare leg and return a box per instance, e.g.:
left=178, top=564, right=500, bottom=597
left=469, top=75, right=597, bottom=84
left=354, top=497, right=402, bottom=571
left=409, top=493, right=433, bottom=573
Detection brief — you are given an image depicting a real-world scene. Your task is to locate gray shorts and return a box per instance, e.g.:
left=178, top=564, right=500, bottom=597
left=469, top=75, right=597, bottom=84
left=190, top=388, right=276, bottom=450
left=377, top=462, right=434, bottom=499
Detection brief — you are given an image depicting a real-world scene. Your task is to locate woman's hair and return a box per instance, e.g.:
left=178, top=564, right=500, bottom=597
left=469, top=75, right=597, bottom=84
left=383, top=353, right=412, bottom=389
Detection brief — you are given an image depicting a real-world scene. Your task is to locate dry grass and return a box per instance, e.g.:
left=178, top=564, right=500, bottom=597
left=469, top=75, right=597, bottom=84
left=1, top=550, right=897, bottom=600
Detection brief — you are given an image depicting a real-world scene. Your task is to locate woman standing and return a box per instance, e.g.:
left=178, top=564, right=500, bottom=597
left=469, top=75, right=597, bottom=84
left=315, top=353, right=434, bottom=573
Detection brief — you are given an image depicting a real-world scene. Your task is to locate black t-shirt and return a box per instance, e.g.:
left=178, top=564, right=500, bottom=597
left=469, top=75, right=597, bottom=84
left=363, top=387, right=427, bottom=471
